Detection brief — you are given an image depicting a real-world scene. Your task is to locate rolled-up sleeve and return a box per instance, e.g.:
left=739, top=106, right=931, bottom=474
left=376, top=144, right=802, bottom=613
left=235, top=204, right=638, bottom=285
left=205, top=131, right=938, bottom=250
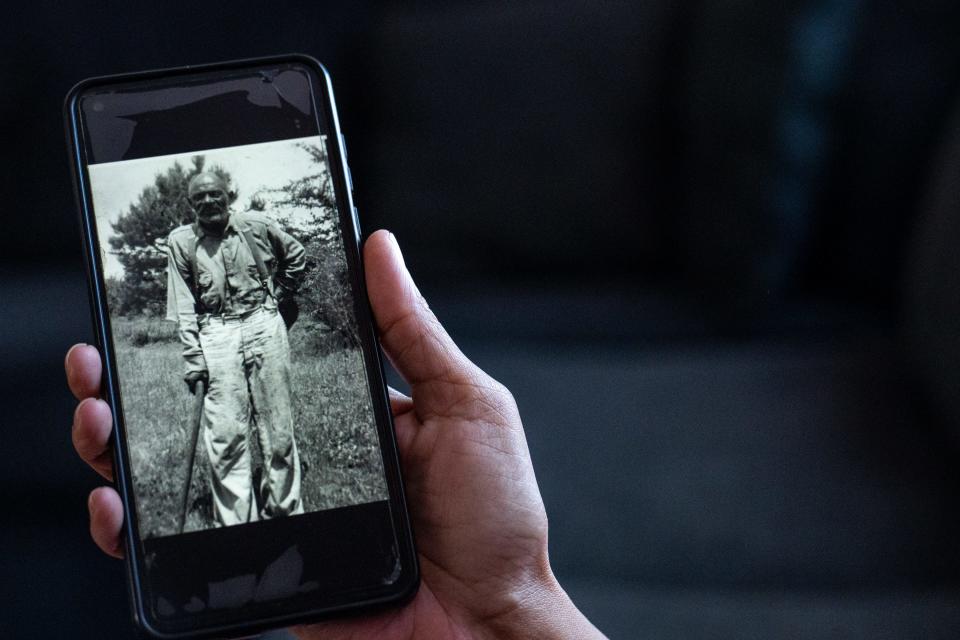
left=166, top=241, right=207, bottom=376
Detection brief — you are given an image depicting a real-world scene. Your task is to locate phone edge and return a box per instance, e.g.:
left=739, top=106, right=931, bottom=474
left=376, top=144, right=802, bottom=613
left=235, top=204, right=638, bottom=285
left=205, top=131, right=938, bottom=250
left=62, top=53, right=420, bottom=640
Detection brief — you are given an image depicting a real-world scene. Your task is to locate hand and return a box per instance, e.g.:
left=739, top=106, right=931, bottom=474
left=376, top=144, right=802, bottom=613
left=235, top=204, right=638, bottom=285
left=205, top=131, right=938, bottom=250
left=66, top=230, right=605, bottom=640
left=275, top=289, right=300, bottom=330
left=183, top=369, right=208, bottom=395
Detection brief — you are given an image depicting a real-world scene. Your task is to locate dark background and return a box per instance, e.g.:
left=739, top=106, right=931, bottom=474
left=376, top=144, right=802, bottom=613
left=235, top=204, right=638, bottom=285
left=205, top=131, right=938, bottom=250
left=4, top=1, right=960, bottom=638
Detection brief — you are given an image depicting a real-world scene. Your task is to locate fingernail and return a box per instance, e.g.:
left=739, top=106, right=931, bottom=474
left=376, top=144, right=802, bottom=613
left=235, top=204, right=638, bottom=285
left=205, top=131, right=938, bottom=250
left=65, top=343, right=89, bottom=377
left=388, top=232, right=405, bottom=267
left=74, top=401, right=84, bottom=434
left=75, top=396, right=95, bottom=430
left=67, top=343, right=89, bottom=357
left=88, top=489, right=99, bottom=516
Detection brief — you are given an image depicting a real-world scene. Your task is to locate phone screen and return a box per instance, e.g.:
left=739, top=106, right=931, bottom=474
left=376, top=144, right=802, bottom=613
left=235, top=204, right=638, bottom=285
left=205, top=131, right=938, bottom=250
left=68, top=59, right=415, bottom=635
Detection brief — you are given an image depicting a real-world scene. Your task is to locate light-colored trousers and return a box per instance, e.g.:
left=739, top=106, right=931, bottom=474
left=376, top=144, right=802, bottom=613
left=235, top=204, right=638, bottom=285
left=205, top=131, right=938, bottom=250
left=198, top=306, right=303, bottom=526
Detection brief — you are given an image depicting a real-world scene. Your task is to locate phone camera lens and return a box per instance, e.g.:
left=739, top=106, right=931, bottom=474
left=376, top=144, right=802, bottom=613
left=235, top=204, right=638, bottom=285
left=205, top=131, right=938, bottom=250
left=92, top=102, right=104, bottom=112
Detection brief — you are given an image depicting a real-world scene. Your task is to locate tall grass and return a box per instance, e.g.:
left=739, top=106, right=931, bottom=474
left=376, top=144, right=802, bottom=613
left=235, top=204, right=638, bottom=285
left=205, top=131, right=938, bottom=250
left=112, top=315, right=387, bottom=538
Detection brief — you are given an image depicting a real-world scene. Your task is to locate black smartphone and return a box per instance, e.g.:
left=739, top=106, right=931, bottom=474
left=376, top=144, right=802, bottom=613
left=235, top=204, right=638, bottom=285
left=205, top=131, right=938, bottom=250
left=64, top=54, right=418, bottom=638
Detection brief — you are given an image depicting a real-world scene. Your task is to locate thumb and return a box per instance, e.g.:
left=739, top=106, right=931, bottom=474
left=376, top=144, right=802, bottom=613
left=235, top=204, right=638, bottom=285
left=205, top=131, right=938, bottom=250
left=363, top=230, right=475, bottom=389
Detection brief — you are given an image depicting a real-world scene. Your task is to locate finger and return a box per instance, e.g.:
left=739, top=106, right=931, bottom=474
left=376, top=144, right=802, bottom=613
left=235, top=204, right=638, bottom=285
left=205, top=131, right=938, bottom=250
left=66, top=344, right=102, bottom=400
left=88, top=487, right=124, bottom=559
left=391, top=411, right=418, bottom=471
left=73, top=398, right=114, bottom=481
left=386, top=387, right=417, bottom=467
left=364, top=230, right=476, bottom=388
left=387, top=386, right=413, bottom=416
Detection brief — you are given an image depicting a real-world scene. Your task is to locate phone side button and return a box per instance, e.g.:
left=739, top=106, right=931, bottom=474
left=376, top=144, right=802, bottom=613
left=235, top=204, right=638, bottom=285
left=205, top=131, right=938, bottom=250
left=352, top=206, right=361, bottom=241
left=346, top=164, right=354, bottom=192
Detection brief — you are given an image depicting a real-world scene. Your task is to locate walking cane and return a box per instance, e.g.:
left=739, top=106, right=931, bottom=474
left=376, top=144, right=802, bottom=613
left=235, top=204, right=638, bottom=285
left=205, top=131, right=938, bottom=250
left=178, top=379, right=206, bottom=534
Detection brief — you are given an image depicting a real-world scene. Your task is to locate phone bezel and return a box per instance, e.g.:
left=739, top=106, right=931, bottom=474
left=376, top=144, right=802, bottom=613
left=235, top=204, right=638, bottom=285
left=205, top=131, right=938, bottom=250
left=64, top=53, right=418, bottom=639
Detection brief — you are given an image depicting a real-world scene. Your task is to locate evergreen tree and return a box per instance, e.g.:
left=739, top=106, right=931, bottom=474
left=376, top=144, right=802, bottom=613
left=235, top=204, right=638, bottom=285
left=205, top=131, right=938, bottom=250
left=267, top=142, right=358, bottom=347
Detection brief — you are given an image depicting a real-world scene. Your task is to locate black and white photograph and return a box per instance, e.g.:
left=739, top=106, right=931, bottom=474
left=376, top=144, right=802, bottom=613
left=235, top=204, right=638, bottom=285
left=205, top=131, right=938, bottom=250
left=88, top=136, right=388, bottom=538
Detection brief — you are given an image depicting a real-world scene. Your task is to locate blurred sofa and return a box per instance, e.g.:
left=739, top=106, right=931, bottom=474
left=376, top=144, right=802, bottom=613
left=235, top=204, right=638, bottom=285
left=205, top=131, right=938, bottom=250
left=356, top=4, right=960, bottom=638
left=3, top=2, right=960, bottom=638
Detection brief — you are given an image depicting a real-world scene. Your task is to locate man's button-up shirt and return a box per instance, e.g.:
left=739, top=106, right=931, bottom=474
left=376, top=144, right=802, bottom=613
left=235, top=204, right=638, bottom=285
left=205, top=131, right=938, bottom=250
left=165, top=211, right=306, bottom=375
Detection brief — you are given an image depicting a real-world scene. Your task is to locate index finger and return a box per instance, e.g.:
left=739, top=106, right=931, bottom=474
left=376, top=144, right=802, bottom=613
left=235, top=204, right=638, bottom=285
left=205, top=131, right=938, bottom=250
left=65, top=344, right=103, bottom=400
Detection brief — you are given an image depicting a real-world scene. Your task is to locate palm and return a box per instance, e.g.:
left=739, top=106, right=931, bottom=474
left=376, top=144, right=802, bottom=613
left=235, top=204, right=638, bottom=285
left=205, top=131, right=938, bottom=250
left=298, top=380, right=550, bottom=640
left=295, top=581, right=456, bottom=639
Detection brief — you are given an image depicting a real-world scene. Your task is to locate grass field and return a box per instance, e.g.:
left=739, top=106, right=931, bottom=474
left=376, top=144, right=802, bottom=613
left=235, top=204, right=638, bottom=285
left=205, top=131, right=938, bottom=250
left=111, top=315, right=388, bottom=538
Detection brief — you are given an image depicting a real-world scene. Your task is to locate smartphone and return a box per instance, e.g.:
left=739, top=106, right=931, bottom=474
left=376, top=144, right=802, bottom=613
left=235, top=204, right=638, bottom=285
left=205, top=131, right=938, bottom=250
left=64, top=54, right=418, bottom=638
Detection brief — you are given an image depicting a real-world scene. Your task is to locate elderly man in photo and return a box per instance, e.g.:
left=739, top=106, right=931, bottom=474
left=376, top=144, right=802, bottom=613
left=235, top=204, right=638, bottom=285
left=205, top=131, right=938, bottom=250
left=165, top=172, right=306, bottom=526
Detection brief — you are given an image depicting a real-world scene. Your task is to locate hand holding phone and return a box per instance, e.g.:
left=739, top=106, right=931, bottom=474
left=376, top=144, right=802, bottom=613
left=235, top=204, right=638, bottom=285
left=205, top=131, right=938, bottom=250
left=68, top=231, right=607, bottom=639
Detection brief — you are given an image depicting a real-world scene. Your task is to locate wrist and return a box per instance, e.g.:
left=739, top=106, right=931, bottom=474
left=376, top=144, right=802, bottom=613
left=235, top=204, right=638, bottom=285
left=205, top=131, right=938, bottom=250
left=479, top=568, right=606, bottom=640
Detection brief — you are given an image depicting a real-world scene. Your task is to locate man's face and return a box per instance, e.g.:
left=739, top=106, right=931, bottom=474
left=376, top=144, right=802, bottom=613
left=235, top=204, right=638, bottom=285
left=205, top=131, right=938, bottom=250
left=188, top=175, right=230, bottom=228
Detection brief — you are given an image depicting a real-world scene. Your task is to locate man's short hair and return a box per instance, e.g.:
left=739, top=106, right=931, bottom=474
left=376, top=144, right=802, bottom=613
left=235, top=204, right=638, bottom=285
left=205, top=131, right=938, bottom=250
left=188, top=172, right=230, bottom=195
